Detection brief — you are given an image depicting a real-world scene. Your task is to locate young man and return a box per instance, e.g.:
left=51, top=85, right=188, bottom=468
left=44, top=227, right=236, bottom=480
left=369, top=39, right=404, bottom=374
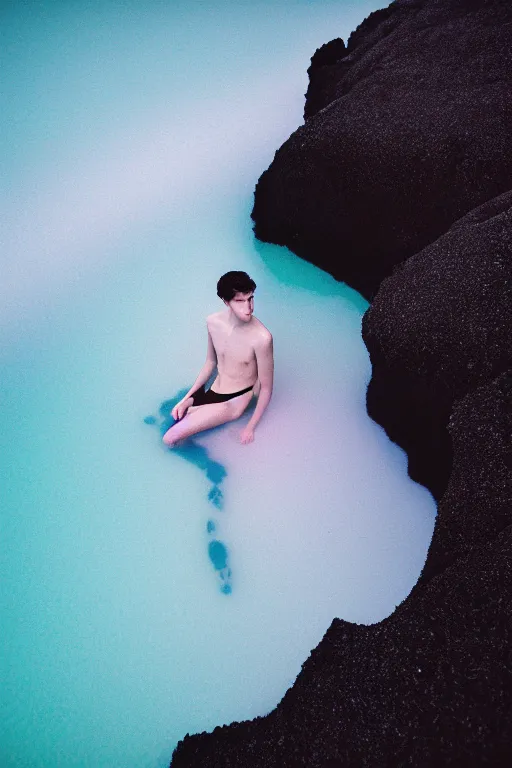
left=163, top=271, right=273, bottom=447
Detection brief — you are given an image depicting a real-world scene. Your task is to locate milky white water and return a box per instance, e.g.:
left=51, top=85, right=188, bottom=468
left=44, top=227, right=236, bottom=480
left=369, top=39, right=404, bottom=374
left=1, top=2, right=436, bottom=766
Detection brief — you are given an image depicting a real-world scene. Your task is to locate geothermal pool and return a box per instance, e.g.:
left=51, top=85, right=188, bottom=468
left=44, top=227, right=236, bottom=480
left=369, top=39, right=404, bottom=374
left=1, top=2, right=436, bottom=766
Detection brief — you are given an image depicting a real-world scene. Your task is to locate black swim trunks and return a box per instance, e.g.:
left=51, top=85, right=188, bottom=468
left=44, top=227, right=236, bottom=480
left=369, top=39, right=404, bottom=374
left=191, top=384, right=253, bottom=407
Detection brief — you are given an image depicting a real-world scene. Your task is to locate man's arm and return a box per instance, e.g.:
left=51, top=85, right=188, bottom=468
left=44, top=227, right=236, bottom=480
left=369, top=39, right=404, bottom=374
left=244, top=333, right=274, bottom=438
left=184, top=321, right=217, bottom=398
left=172, top=321, right=217, bottom=420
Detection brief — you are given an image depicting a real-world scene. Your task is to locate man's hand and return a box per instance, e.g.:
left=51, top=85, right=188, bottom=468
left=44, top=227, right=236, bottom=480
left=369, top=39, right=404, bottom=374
left=172, top=398, right=191, bottom=421
left=240, top=426, right=255, bottom=445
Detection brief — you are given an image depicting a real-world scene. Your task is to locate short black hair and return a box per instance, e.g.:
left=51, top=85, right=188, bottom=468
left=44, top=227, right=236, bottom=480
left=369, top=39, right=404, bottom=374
left=217, top=271, right=256, bottom=302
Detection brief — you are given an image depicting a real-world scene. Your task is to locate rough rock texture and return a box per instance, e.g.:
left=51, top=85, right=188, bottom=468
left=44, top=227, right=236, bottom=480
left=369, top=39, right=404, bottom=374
left=363, top=189, right=512, bottom=499
left=169, top=1, right=512, bottom=765
left=171, top=376, right=512, bottom=767
left=252, top=0, right=512, bottom=300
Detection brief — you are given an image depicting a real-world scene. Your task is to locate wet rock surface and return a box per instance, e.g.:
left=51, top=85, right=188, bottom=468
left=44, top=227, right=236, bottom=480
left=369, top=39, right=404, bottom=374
left=170, top=1, right=512, bottom=764
left=363, top=189, right=512, bottom=500
left=171, top=377, right=512, bottom=767
left=251, top=0, right=512, bottom=300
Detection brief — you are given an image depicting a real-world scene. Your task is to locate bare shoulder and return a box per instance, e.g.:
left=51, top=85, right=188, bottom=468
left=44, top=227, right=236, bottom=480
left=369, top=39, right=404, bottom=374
left=206, top=311, right=224, bottom=328
left=250, top=317, right=273, bottom=347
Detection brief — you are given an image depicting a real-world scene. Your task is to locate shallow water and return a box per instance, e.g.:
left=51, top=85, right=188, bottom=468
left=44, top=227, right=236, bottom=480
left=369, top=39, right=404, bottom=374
left=1, top=2, right=436, bottom=766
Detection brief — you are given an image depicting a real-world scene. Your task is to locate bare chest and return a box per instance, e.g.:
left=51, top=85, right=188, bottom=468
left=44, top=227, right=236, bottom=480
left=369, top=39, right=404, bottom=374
left=210, top=325, right=255, bottom=367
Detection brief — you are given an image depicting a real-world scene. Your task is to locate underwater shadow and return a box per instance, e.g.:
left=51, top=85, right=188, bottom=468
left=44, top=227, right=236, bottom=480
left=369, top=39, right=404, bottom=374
left=144, top=389, right=234, bottom=594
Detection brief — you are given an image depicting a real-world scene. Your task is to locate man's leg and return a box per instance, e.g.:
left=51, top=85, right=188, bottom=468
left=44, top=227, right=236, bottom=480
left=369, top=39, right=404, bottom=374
left=162, top=393, right=252, bottom=446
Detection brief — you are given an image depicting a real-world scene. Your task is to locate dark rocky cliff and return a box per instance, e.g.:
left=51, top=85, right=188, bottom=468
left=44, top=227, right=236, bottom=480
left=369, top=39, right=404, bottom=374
left=364, top=190, right=512, bottom=499
left=252, top=0, right=512, bottom=301
left=171, top=367, right=512, bottom=765
left=171, top=0, right=512, bottom=764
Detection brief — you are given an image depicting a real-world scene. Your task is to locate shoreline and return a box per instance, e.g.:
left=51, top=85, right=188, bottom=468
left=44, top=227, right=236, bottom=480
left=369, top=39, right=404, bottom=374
left=171, top=0, right=512, bottom=764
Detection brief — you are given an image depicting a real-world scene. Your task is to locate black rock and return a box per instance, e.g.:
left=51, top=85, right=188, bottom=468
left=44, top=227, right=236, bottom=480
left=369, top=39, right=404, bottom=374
left=363, top=189, right=512, bottom=499
left=170, top=375, right=512, bottom=766
left=169, top=1, right=512, bottom=764
left=251, top=0, right=512, bottom=300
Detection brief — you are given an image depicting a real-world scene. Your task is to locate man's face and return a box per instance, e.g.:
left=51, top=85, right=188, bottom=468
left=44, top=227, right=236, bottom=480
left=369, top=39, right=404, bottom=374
left=226, top=291, right=254, bottom=322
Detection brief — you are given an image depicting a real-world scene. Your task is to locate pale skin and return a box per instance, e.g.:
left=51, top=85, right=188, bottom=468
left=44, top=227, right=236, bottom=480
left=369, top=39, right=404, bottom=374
left=162, top=290, right=273, bottom=447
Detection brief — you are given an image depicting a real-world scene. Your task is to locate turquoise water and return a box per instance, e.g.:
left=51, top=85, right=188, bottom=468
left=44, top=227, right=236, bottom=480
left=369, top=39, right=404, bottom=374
left=1, top=2, right=436, bottom=766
